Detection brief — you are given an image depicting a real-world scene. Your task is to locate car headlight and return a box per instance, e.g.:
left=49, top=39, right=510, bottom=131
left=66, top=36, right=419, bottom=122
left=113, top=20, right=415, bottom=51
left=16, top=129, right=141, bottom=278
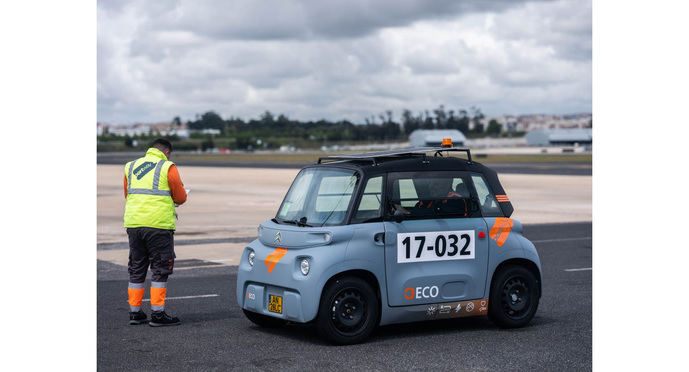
left=248, top=250, right=255, bottom=266
left=300, top=258, right=310, bottom=276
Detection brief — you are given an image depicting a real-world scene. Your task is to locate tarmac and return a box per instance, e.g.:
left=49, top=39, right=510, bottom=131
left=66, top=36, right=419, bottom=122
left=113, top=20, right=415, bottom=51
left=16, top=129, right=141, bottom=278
left=97, top=164, right=592, bottom=370
left=97, top=222, right=592, bottom=371
left=97, top=164, right=591, bottom=270
left=97, top=152, right=592, bottom=175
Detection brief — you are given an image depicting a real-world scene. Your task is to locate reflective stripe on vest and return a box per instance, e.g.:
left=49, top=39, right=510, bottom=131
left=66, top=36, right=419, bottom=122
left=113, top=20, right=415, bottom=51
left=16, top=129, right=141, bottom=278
left=124, top=148, right=176, bottom=230
left=127, top=160, right=172, bottom=196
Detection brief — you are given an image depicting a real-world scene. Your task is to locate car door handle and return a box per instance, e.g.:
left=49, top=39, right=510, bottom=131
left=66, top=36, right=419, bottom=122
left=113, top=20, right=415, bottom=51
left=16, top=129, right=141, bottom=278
left=373, top=232, right=385, bottom=245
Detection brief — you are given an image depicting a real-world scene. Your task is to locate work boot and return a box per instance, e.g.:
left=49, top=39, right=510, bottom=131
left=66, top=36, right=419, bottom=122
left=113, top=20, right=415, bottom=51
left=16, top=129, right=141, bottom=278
left=129, top=310, right=148, bottom=325
left=149, top=311, right=181, bottom=327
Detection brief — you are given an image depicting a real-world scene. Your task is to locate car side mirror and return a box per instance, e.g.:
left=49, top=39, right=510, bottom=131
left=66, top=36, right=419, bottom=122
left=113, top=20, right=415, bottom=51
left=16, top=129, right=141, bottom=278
left=393, top=209, right=405, bottom=223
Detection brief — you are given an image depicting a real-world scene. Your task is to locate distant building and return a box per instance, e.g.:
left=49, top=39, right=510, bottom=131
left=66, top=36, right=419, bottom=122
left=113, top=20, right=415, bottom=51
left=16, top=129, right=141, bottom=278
left=96, top=121, right=185, bottom=137
left=525, top=128, right=592, bottom=146
left=409, top=129, right=466, bottom=147
left=517, top=113, right=591, bottom=132
left=200, top=128, right=221, bottom=135
left=173, top=129, right=190, bottom=138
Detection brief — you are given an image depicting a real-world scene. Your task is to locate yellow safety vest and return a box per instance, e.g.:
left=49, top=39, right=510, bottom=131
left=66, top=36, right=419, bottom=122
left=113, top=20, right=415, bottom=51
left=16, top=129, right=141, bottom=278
left=123, top=147, right=176, bottom=230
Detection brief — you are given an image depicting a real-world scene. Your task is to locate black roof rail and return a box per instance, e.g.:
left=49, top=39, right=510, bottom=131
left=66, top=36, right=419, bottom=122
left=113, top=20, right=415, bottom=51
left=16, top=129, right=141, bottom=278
left=317, top=156, right=379, bottom=166
left=432, top=148, right=472, bottom=163
left=316, top=147, right=472, bottom=165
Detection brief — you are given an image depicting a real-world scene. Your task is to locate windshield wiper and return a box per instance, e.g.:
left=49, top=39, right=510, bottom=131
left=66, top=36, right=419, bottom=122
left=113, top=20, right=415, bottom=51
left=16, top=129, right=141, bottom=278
left=281, top=217, right=313, bottom=227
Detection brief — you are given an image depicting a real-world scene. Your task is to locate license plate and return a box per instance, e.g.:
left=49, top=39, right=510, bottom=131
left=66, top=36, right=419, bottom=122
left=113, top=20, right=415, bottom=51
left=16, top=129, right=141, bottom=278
left=268, top=294, right=282, bottom=314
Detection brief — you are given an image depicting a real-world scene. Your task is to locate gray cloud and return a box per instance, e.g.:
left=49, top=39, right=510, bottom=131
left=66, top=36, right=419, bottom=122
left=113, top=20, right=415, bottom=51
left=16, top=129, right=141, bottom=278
left=132, top=0, right=546, bottom=41
left=97, top=0, right=590, bottom=123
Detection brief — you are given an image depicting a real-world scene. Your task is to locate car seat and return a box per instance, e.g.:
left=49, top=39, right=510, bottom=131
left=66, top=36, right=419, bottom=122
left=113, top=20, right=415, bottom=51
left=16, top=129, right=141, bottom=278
left=454, top=181, right=470, bottom=196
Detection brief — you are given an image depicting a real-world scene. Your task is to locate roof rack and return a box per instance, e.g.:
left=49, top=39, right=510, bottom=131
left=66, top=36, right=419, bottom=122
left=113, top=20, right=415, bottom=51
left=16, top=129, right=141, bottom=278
left=317, top=147, right=472, bottom=165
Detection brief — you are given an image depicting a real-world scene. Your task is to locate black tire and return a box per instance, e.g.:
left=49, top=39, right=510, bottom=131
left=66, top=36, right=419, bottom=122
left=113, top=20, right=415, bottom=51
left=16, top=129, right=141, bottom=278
left=242, top=309, right=287, bottom=328
left=316, top=276, right=379, bottom=345
left=488, top=264, right=540, bottom=328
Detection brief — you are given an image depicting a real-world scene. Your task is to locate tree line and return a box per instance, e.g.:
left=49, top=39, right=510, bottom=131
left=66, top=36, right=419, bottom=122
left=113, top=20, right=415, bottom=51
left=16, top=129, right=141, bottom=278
left=97, top=106, right=511, bottom=151
left=180, top=105, right=497, bottom=143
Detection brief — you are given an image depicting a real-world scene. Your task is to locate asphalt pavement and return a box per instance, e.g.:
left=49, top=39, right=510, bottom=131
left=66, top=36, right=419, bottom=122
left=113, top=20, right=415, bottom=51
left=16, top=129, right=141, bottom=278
left=97, top=152, right=591, bottom=175
left=97, top=222, right=592, bottom=371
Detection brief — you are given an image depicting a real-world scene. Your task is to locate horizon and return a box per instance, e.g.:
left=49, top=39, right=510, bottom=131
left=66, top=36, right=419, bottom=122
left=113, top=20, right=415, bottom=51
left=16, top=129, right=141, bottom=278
left=98, top=110, right=592, bottom=127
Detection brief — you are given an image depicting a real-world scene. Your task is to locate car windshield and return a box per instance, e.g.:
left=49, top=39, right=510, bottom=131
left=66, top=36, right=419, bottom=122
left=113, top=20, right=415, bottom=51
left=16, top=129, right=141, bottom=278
left=276, top=168, right=359, bottom=226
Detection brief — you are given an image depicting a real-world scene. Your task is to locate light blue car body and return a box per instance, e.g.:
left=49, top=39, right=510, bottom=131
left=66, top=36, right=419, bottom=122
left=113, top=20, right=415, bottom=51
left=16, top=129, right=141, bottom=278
left=236, top=160, right=541, bottom=326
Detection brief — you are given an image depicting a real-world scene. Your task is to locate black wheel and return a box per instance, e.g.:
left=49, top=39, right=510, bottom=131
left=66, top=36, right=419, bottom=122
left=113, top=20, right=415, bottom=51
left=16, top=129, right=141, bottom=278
left=242, top=309, right=287, bottom=328
left=488, top=264, right=540, bottom=328
left=316, top=276, right=379, bottom=345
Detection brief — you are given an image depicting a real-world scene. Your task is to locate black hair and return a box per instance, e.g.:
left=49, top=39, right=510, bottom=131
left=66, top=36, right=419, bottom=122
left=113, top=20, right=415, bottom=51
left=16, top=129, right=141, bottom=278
left=151, top=138, right=173, bottom=152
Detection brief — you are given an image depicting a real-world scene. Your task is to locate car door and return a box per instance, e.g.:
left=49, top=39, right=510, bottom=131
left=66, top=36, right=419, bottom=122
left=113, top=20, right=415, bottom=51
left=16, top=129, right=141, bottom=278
left=383, top=171, right=489, bottom=307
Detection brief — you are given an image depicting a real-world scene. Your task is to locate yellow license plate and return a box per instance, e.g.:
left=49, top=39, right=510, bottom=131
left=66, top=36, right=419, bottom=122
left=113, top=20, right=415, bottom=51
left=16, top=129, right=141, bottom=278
left=268, top=294, right=283, bottom=314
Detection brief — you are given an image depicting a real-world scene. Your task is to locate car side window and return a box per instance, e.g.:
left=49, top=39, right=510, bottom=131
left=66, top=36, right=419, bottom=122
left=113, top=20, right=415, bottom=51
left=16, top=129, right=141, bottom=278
left=471, top=175, right=503, bottom=216
left=388, top=172, right=477, bottom=219
left=398, top=179, right=418, bottom=207
left=351, top=176, right=383, bottom=224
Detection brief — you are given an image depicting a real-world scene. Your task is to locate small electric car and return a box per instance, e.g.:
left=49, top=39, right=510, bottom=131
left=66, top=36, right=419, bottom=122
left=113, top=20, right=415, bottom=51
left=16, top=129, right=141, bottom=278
left=237, top=144, right=541, bottom=344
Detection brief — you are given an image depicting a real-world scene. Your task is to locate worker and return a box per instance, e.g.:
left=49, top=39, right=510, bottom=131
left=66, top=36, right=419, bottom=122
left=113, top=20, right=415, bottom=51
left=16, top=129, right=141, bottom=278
left=123, top=138, right=187, bottom=326
left=416, top=181, right=463, bottom=209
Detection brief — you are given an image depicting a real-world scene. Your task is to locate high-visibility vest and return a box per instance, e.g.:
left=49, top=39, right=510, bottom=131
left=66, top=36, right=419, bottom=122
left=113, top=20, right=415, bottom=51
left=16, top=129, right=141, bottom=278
left=123, top=147, right=176, bottom=230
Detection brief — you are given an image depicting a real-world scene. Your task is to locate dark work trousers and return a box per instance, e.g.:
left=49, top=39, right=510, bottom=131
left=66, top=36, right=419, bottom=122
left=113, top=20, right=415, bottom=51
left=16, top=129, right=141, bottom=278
left=127, top=227, right=176, bottom=283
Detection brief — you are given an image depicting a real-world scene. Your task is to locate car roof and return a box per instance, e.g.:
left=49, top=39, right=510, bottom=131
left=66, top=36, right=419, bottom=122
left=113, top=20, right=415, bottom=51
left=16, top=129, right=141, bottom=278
left=311, top=147, right=484, bottom=175
left=316, top=155, right=484, bottom=175
left=303, top=147, right=514, bottom=218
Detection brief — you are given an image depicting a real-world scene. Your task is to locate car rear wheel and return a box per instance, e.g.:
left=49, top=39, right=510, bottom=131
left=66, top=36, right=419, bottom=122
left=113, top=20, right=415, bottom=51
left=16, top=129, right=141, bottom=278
left=316, top=276, right=379, bottom=345
left=488, top=264, right=540, bottom=328
left=242, top=309, right=287, bottom=328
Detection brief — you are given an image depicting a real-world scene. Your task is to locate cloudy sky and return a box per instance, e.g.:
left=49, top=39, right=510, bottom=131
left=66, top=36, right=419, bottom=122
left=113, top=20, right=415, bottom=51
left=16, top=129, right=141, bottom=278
left=97, top=0, right=591, bottom=124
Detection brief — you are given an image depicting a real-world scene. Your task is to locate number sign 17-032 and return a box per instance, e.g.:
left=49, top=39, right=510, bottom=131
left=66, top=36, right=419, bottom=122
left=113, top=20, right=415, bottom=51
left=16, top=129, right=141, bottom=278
left=397, top=230, right=475, bottom=263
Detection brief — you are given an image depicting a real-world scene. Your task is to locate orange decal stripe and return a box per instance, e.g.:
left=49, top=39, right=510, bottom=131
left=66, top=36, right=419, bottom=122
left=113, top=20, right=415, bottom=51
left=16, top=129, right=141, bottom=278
left=264, top=247, right=288, bottom=273
left=489, top=217, right=514, bottom=247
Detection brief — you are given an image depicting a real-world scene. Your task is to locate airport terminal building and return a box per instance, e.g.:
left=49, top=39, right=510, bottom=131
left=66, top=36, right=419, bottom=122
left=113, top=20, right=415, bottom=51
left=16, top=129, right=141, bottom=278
left=409, top=129, right=466, bottom=147
left=525, top=128, right=592, bottom=146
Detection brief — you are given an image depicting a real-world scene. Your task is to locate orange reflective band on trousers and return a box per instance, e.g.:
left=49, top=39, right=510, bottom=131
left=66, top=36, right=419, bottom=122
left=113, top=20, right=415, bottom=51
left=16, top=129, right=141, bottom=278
left=150, top=282, right=167, bottom=311
left=128, top=288, right=145, bottom=307
left=128, top=282, right=146, bottom=311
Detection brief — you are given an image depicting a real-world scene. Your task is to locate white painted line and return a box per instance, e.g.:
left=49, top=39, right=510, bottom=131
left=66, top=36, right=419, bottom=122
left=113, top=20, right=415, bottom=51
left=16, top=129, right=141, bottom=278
left=564, top=267, right=592, bottom=272
left=532, top=237, right=592, bottom=243
left=208, top=258, right=235, bottom=263
left=142, top=294, right=219, bottom=302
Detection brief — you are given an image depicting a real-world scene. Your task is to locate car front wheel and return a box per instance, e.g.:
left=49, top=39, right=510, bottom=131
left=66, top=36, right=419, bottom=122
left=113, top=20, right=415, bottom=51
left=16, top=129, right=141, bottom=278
left=488, top=264, right=540, bottom=328
left=316, top=276, right=379, bottom=345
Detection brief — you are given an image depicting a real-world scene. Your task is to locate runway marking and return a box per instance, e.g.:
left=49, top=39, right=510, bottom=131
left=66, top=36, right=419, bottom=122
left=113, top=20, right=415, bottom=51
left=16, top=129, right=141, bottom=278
left=142, top=294, right=219, bottom=302
left=532, top=237, right=592, bottom=243
left=564, top=267, right=592, bottom=272
left=208, top=258, right=235, bottom=263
